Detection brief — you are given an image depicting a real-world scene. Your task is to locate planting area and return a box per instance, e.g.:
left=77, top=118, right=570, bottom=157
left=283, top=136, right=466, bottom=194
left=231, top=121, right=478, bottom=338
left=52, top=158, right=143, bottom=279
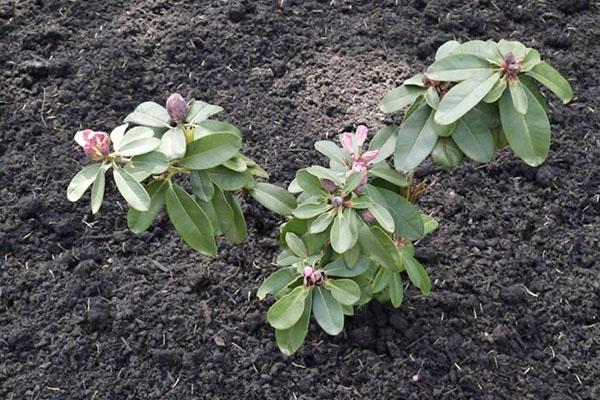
left=1, top=0, right=599, bottom=399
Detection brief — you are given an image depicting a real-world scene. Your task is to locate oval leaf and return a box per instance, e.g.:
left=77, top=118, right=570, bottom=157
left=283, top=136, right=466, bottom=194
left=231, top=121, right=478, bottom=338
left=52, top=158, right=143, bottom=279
left=312, top=287, right=344, bottom=335
left=67, top=163, right=102, bottom=202
left=179, top=133, right=241, bottom=170
left=327, top=279, right=361, bottom=306
left=124, top=102, right=171, bottom=128
left=394, top=104, right=438, bottom=173
left=380, top=85, right=426, bottom=114
left=250, top=182, right=297, bottom=217
left=127, top=180, right=168, bottom=233
left=267, top=286, right=310, bottom=330
left=526, top=61, right=573, bottom=103
left=158, top=126, right=187, bottom=160
left=113, top=168, right=151, bottom=211
left=426, top=53, right=493, bottom=82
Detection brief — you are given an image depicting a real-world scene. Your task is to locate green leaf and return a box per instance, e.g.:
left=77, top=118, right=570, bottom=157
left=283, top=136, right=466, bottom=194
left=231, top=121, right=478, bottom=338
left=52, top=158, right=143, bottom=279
left=127, top=180, right=167, bottom=233
left=431, top=117, right=457, bottom=137
left=452, top=116, right=495, bottom=163
left=372, top=267, right=392, bottom=293
left=205, top=166, right=254, bottom=191
left=67, top=163, right=102, bottom=202
left=369, top=126, right=398, bottom=163
left=421, top=214, right=439, bottom=234
left=293, top=203, right=329, bottom=219
left=471, top=102, right=501, bottom=129
left=257, top=267, right=298, bottom=300
left=521, top=49, right=541, bottom=71
left=312, top=287, right=344, bottom=335
left=435, top=71, right=501, bottom=125
left=358, top=224, right=403, bottom=272
left=394, top=104, right=437, bottom=173
left=113, top=168, right=151, bottom=211
left=305, top=166, right=342, bottom=187
left=330, top=211, right=355, bottom=254
left=497, top=39, right=528, bottom=60
left=369, top=163, right=409, bottom=187
left=376, top=187, right=425, bottom=241
left=250, top=182, right=297, bottom=216
left=222, top=156, right=247, bottom=172
left=295, top=169, right=328, bottom=195
left=158, top=126, right=186, bottom=160
left=380, top=85, right=426, bottom=114
left=194, top=119, right=241, bottom=139
left=509, top=79, right=528, bottom=114
left=124, top=101, right=171, bottom=128
left=483, top=78, right=507, bottom=103
left=190, top=170, right=215, bottom=202
left=186, top=100, right=224, bottom=124
left=435, top=40, right=460, bottom=61
left=425, top=86, right=439, bottom=109
left=309, top=210, right=335, bottom=234
left=343, top=172, right=363, bottom=193
left=404, top=255, right=432, bottom=295
left=114, top=127, right=160, bottom=157
left=404, top=73, right=428, bottom=87
left=90, top=167, right=106, bottom=214
left=324, top=256, right=370, bottom=278
left=222, top=192, right=247, bottom=243
left=499, top=87, right=550, bottom=166
left=125, top=151, right=169, bottom=181
left=285, top=233, right=307, bottom=258
left=368, top=202, right=395, bottom=233
left=275, top=292, right=312, bottom=356
left=211, top=186, right=234, bottom=236
left=451, top=40, right=503, bottom=63
left=179, top=133, right=241, bottom=170
left=327, top=279, right=361, bottom=305
left=521, top=76, right=547, bottom=112
left=389, top=272, right=404, bottom=308
left=315, top=141, right=348, bottom=165
left=526, top=61, right=573, bottom=103
left=426, top=53, right=493, bottom=82
left=165, top=184, right=216, bottom=255
left=431, top=137, right=464, bottom=170
left=109, top=124, right=128, bottom=148
left=267, top=286, right=310, bottom=330
left=404, top=96, right=426, bottom=121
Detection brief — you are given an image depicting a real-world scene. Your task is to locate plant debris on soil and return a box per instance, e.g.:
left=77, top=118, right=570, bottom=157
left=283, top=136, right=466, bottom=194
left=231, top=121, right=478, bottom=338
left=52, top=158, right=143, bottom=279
left=1, top=1, right=599, bottom=399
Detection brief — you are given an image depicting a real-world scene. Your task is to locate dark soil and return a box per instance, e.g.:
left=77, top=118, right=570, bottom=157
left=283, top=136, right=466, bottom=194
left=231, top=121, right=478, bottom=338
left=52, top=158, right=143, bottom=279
left=1, top=1, right=599, bottom=399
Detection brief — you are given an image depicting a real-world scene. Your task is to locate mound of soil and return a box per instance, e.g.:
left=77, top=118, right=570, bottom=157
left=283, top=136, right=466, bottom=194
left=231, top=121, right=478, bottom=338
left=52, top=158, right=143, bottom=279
left=1, top=1, right=598, bottom=399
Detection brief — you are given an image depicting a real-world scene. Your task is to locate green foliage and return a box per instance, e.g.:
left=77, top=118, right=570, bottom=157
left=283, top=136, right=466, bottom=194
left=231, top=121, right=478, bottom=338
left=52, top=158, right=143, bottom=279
left=380, top=39, right=572, bottom=169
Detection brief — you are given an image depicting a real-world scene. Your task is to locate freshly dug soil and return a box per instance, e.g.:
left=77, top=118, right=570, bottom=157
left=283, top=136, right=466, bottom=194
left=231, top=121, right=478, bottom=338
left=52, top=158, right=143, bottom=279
left=1, top=1, right=599, bottom=399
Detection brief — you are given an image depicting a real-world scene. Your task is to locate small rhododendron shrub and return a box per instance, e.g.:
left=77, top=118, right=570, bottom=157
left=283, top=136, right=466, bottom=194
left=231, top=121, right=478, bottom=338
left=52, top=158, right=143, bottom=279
left=67, top=93, right=295, bottom=256
left=258, top=127, right=438, bottom=355
left=380, top=39, right=573, bottom=171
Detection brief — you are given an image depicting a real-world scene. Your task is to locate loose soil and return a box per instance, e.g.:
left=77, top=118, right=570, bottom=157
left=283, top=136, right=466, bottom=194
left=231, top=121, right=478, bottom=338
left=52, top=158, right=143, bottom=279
left=1, top=1, right=599, bottom=399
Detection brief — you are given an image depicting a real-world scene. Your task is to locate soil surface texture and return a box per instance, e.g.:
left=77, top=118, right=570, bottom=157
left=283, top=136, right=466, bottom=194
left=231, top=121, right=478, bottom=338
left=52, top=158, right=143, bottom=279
left=1, top=1, right=599, bottom=399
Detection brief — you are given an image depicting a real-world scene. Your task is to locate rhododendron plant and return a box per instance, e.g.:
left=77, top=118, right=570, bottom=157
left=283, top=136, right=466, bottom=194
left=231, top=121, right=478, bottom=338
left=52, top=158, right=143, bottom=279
left=67, top=93, right=295, bottom=256
left=380, top=39, right=573, bottom=170
left=258, top=127, right=437, bottom=355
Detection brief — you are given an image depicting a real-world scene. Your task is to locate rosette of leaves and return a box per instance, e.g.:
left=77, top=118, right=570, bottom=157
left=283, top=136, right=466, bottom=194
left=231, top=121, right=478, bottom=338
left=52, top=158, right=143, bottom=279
left=258, top=133, right=438, bottom=355
left=380, top=39, right=573, bottom=170
left=68, top=96, right=295, bottom=256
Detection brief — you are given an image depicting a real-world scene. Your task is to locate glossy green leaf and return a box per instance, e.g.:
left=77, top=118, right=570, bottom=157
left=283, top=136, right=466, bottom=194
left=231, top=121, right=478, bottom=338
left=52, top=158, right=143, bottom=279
left=125, top=151, right=169, bottom=181
left=179, top=133, right=241, bottom=170
left=275, top=292, right=312, bottom=356
left=425, top=86, right=439, bottom=109
left=250, top=182, right=296, bottom=216
left=309, top=210, right=335, bottom=234
left=431, top=117, right=457, bottom=137
left=368, top=202, right=395, bottom=233
left=372, top=267, right=392, bottom=293
left=124, top=101, right=171, bottom=128
left=521, top=76, right=547, bottom=111
left=258, top=267, right=298, bottom=300
left=330, top=211, right=355, bottom=254
left=186, top=100, right=224, bottom=124
left=158, top=126, right=186, bottom=160
left=435, top=40, right=460, bottom=60
left=194, top=119, right=241, bottom=139
left=127, top=180, right=168, bottom=234
left=312, top=287, right=344, bottom=335
left=435, top=71, right=501, bottom=125
left=295, top=169, right=328, bottom=195
left=452, top=40, right=502, bottom=62
left=205, top=166, right=254, bottom=191
left=470, top=102, right=501, bottom=129
left=426, top=53, right=493, bottom=82
left=369, top=125, right=398, bottom=163
left=394, top=104, right=437, bottom=172
left=431, top=137, right=464, bottom=170
left=499, top=87, right=550, bottom=166
left=268, top=286, right=310, bottom=330
left=327, top=279, right=361, bottom=305
left=165, top=184, right=216, bottom=255
left=421, top=214, right=439, bottom=234
left=509, top=79, right=528, bottom=114
left=315, top=141, right=348, bottom=165
left=90, top=167, right=105, bottom=214
left=222, top=156, right=247, bottom=172
left=115, top=126, right=160, bottom=157
left=293, top=203, right=329, bottom=219
left=358, top=224, right=403, bottom=272
left=285, top=233, right=307, bottom=258
left=113, top=168, right=150, bottom=211
left=375, top=187, right=425, bottom=241
left=389, top=272, right=404, bottom=308
left=526, top=61, right=573, bottom=103
left=211, top=186, right=234, bottom=235
left=223, top=192, right=247, bottom=243
left=305, top=166, right=342, bottom=187
left=369, top=163, right=409, bottom=187
left=404, top=255, right=432, bottom=295
left=483, top=78, right=507, bottom=103
left=67, top=163, right=102, bottom=202
left=109, top=124, right=128, bottom=148
left=343, top=172, right=363, bottom=193
left=452, top=117, right=495, bottom=163
left=521, top=49, right=541, bottom=71
left=380, top=85, right=426, bottom=114
left=404, top=73, right=428, bottom=87
left=324, top=256, right=370, bottom=278
left=190, top=170, right=215, bottom=202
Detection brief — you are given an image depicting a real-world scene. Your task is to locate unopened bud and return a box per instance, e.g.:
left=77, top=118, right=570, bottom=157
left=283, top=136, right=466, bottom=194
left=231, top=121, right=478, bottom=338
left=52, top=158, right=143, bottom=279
left=81, top=129, right=110, bottom=160
left=321, top=179, right=337, bottom=193
left=331, top=196, right=344, bottom=208
left=360, top=210, right=375, bottom=223
left=166, top=93, right=188, bottom=121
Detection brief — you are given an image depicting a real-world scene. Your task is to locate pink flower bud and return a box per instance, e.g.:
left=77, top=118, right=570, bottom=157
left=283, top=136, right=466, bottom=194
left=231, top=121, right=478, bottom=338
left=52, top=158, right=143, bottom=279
left=341, top=132, right=353, bottom=153
left=166, top=93, right=188, bottom=121
left=303, top=266, right=314, bottom=277
left=361, top=149, right=379, bottom=162
left=355, top=125, right=368, bottom=146
left=331, top=196, right=344, bottom=208
left=81, top=129, right=110, bottom=160
left=321, top=179, right=337, bottom=193
left=360, top=210, right=375, bottom=223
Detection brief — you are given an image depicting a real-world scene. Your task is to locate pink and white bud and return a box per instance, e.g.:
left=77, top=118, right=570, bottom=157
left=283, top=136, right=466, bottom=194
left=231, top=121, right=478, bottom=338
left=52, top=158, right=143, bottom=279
left=361, top=149, right=379, bottom=162
left=166, top=93, right=188, bottom=121
left=303, top=266, right=314, bottom=277
left=341, top=132, right=353, bottom=153
left=80, top=129, right=111, bottom=161
left=355, top=125, right=368, bottom=146
left=303, top=267, right=325, bottom=287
